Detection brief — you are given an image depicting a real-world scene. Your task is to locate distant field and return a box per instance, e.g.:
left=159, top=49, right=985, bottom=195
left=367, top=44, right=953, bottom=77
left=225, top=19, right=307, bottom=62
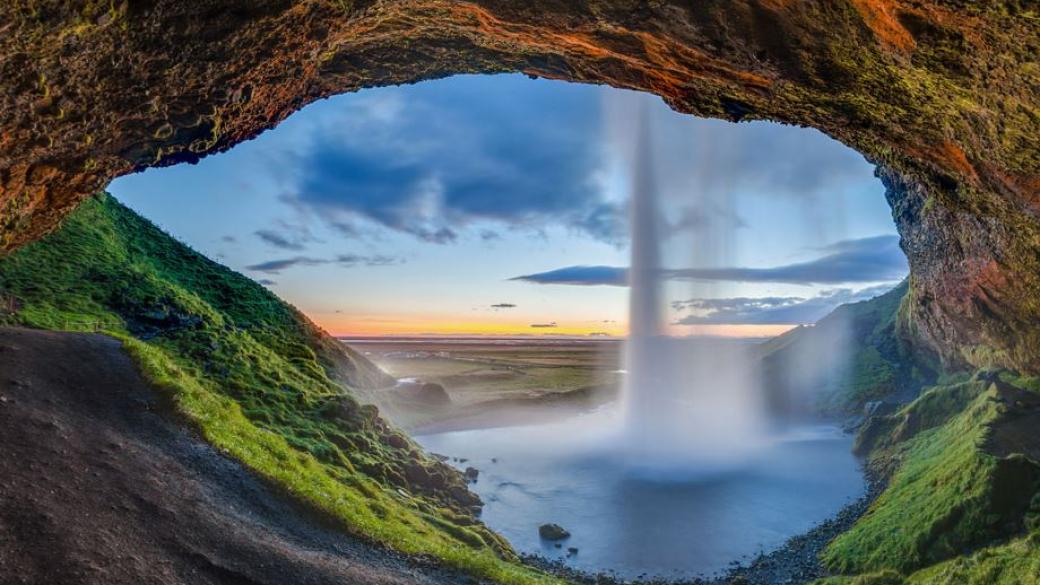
left=342, top=338, right=624, bottom=432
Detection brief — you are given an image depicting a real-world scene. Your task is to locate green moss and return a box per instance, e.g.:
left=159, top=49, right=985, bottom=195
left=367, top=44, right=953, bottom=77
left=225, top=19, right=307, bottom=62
left=0, top=193, right=560, bottom=585
left=902, top=532, right=1040, bottom=585
left=960, top=345, right=1015, bottom=370
left=824, top=379, right=1040, bottom=575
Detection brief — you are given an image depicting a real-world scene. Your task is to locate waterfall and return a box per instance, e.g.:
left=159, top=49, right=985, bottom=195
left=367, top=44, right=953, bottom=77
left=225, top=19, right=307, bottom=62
left=620, top=98, right=768, bottom=475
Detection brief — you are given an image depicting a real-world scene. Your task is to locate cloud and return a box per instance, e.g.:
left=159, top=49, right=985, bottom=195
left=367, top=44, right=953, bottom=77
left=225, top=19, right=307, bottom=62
left=281, top=76, right=625, bottom=245
left=491, top=303, right=517, bottom=309
left=256, top=278, right=277, bottom=286
left=335, top=254, right=400, bottom=267
left=246, top=254, right=403, bottom=274
left=511, top=235, right=907, bottom=286
left=665, top=235, right=907, bottom=285
left=221, top=235, right=237, bottom=243
left=245, top=256, right=328, bottom=274
left=511, top=265, right=627, bottom=286
left=530, top=322, right=558, bottom=328
left=255, top=229, right=307, bottom=251
left=610, top=91, right=876, bottom=204
left=672, top=285, right=896, bottom=325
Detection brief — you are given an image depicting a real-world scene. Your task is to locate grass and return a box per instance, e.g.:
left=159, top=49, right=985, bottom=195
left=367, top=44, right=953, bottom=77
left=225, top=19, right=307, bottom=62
left=816, top=534, right=1040, bottom=585
left=820, top=373, right=1040, bottom=579
left=759, top=280, right=938, bottom=416
left=5, top=193, right=1039, bottom=585
left=367, top=341, right=620, bottom=404
left=0, top=193, right=562, bottom=585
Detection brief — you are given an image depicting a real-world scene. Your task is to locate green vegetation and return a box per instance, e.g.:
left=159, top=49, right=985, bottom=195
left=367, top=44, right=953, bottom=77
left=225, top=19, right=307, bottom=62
left=788, top=282, right=1040, bottom=584
left=817, top=370, right=1040, bottom=583
left=0, top=193, right=559, bottom=585
left=356, top=340, right=620, bottom=432
left=760, top=281, right=938, bottom=416
left=371, top=341, right=620, bottom=405
left=5, top=193, right=1040, bottom=585
left=817, top=533, right=1040, bottom=585
left=823, top=383, right=1040, bottom=574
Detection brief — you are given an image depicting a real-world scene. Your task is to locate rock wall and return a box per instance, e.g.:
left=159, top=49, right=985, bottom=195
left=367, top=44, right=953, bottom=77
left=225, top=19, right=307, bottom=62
left=1, top=0, right=1037, bottom=370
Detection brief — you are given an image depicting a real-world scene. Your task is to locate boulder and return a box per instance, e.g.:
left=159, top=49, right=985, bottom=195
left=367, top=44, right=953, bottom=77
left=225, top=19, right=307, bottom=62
left=538, top=523, right=570, bottom=541
left=390, top=381, right=452, bottom=407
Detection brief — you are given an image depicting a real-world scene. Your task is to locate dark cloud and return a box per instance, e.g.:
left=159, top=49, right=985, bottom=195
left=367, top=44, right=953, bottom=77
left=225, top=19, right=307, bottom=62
left=491, top=303, right=517, bottom=309
left=672, top=285, right=895, bottom=325
left=256, top=278, right=277, bottom=286
left=283, top=76, right=623, bottom=245
left=246, top=254, right=402, bottom=274
left=221, top=235, right=237, bottom=243
left=335, top=254, right=400, bottom=267
left=511, top=265, right=627, bottom=286
left=480, top=230, right=501, bottom=242
left=245, top=256, right=328, bottom=274
left=255, top=229, right=307, bottom=251
left=530, top=322, right=558, bottom=328
left=665, top=235, right=907, bottom=285
left=510, top=235, right=907, bottom=286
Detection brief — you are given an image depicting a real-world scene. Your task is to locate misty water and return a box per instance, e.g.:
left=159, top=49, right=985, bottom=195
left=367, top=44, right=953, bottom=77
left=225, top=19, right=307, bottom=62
left=417, top=411, right=863, bottom=579
left=418, top=97, right=867, bottom=579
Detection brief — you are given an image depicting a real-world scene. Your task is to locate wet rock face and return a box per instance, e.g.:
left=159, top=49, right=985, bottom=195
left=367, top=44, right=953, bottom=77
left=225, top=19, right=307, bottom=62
left=0, top=1, right=1037, bottom=370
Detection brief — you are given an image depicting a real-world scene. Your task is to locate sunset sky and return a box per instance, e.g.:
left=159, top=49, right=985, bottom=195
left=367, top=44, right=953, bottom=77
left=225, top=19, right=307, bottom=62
left=109, top=74, right=905, bottom=338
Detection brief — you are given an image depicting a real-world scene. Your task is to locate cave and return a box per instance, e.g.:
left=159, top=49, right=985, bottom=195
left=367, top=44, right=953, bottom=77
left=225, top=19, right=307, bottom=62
left=2, top=1, right=1037, bottom=374
left=0, top=2, right=1038, bottom=583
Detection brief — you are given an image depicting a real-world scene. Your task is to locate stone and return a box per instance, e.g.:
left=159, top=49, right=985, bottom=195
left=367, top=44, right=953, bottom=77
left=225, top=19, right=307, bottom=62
left=386, top=433, right=409, bottom=449
left=538, top=523, right=570, bottom=541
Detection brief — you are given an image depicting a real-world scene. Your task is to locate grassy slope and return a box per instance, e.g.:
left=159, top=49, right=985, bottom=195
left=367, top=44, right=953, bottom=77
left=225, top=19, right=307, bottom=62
left=766, top=282, right=1040, bottom=584
left=814, top=370, right=1040, bottom=584
left=759, top=280, right=938, bottom=416
left=0, top=193, right=556, bottom=585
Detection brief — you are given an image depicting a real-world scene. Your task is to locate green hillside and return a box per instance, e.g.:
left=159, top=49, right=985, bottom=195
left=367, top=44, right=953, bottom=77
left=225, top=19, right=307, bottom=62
left=759, top=282, right=1040, bottom=584
left=0, top=193, right=556, bottom=585
left=760, top=280, right=938, bottom=416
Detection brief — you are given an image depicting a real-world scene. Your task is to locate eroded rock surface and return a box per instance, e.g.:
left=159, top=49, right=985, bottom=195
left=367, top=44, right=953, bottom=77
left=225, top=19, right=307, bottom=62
left=0, top=1, right=1037, bottom=370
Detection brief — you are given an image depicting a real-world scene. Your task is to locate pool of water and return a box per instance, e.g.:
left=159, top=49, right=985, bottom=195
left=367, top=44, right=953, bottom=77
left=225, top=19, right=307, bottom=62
left=416, top=411, right=863, bottom=580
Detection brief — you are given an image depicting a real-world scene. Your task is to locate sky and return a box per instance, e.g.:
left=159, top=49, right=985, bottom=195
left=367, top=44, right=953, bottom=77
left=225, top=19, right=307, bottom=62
left=109, top=74, right=905, bottom=338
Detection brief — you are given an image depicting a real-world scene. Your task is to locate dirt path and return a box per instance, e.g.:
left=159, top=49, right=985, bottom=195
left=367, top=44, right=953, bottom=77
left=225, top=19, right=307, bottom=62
left=0, top=327, right=477, bottom=585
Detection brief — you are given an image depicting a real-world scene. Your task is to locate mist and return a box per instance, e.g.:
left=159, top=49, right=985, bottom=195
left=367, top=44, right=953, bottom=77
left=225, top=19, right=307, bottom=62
left=615, top=96, right=770, bottom=476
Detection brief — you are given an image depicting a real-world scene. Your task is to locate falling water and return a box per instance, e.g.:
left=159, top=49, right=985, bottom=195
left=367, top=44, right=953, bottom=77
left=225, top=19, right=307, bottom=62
left=621, top=101, right=767, bottom=475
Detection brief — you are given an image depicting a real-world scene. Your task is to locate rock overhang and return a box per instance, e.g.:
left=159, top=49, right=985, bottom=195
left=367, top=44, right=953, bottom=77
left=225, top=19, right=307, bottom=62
left=0, top=0, right=1037, bottom=370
